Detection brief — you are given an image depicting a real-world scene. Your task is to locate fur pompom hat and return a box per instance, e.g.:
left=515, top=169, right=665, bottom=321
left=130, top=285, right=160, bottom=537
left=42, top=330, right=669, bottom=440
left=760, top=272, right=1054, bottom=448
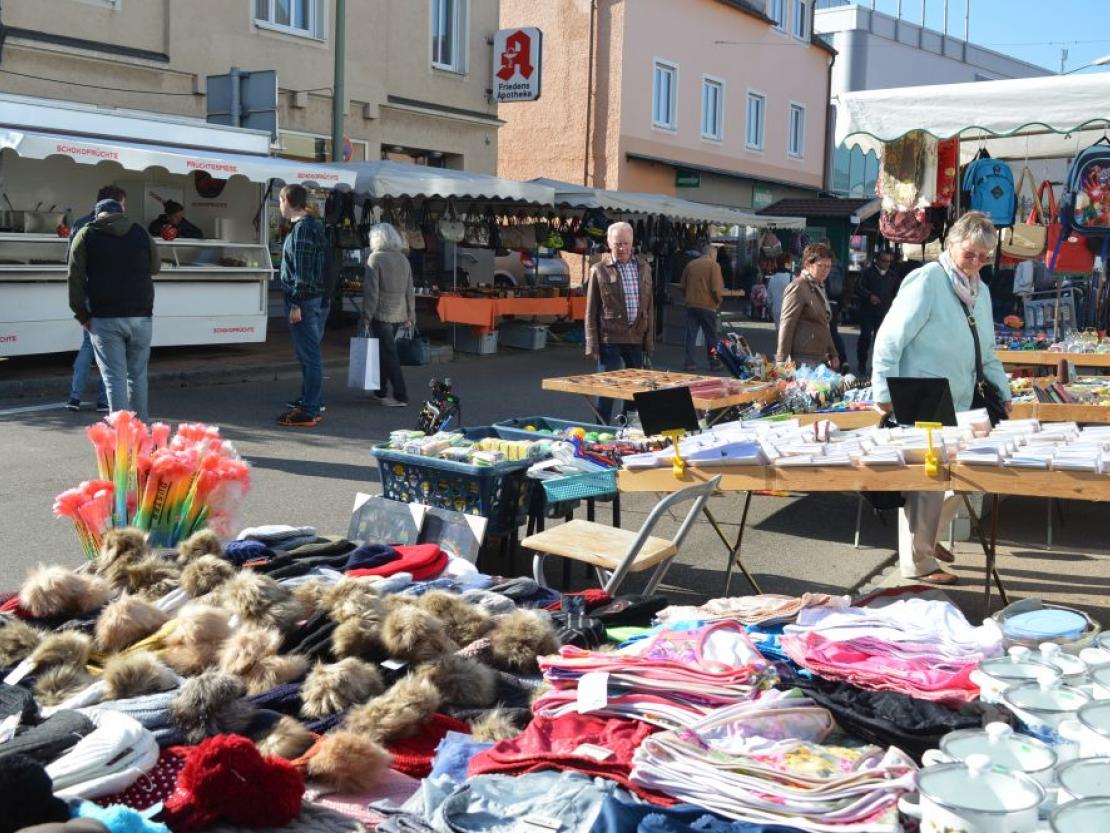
left=19, top=565, right=111, bottom=620
left=488, top=610, right=560, bottom=673
left=255, top=715, right=317, bottom=760
left=176, top=529, right=224, bottom=564
left=95, top=594, right=169, bottom=653
left=300, top=658, right=384, bottom=719
left=180, top=555, right=235, bottom=598
left=293, top=731, right=391, bottom=793
left=413, top=655, right=497, bottom=709
left=0, top=617, right=41, bottom=667
left=169, top=671, right=256, bottom=744
left=0, top=753, right=72, bottom=833
left=157, top=604, right=230, bottom=675
left=321, top=580, right=385, bottom=624
left=215, top=572, right=305, bottom=632
left=217, top=628, right=308, bottom=696
left=102, top=652, right=178, bottom=701
left=418, top=591, right=494, bottom=646
left=381, top=606, right=457, bottom=663
left=343, top=674, right=440, bottom=744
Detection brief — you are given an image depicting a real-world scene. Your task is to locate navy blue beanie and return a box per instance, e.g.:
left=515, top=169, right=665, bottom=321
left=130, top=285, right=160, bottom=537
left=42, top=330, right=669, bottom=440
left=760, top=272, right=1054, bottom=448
left=223, top=539, right=270, bottom=566
left=344, top=543, right=400, bottom=571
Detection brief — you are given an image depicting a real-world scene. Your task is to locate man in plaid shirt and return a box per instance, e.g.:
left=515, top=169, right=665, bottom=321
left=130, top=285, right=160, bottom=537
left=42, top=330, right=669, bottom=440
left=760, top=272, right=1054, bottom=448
left=277, top=184, right=329, bottom=427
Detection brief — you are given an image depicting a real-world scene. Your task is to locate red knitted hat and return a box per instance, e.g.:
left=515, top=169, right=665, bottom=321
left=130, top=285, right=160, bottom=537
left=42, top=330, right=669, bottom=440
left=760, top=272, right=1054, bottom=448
left=162, top=735, right=304, bottom=833
left=385, top=712, right=470, bottom=778
left=346, top=544, right=447, bottom=581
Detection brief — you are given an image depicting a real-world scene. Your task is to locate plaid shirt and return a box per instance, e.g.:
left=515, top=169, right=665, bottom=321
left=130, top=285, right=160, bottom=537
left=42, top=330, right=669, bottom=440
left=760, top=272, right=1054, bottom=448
left=280, top=214, right=327, bottom=301
left=614, top=258, right=640, bottom=321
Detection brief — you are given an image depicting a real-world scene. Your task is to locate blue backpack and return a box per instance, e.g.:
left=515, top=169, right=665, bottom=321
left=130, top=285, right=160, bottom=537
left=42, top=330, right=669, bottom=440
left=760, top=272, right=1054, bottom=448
left=1049, top=138, right=1110, bottom=271
left=962, top=158, right=1015, bottom=228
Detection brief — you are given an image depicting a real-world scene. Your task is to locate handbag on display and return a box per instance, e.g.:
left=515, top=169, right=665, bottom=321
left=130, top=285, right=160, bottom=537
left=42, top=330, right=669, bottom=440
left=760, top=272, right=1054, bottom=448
left=500, top=218, right=526, bottom=250
left=463, top=208, right=491, bottom=248
left=395, top=324, right=430, bottom=366
left=1042, top=181, right=1096, bottom=274
left=933, top=137, right=960, bottom=207
left=334, top=192, right=363, bottom=250
left=401, top=201, right=425, bottom=251
left=437, top=200, right=466, bottom=243
left=879, top=208, right=932, bottom=244
left=1000, top=168, right=1047, bottom=260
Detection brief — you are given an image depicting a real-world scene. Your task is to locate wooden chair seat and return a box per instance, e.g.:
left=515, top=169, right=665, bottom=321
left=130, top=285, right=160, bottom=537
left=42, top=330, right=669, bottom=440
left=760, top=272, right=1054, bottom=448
left=522, top=519, right=676, bottom=573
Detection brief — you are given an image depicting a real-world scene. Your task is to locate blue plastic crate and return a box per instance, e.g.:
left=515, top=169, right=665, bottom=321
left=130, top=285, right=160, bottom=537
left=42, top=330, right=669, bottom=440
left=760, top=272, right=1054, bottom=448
left=493, top=415, right=605, bottom=440
left=540, top=468, right=618, bottom=502
left=370, top=434, right=531, bottom=534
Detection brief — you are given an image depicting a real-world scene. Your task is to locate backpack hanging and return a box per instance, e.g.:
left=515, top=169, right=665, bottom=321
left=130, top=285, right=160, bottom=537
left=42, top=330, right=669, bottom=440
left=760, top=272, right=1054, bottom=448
left=1043, top=178, right=1096, bottom=275
left=1049, top=137, right=1110, bottom=273
left=962, top=156, right=1016, bottom=228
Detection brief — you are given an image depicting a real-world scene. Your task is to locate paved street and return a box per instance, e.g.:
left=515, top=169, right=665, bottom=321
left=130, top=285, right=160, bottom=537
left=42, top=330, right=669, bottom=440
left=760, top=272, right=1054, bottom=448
left=1, top=323, right=1107, bottom=626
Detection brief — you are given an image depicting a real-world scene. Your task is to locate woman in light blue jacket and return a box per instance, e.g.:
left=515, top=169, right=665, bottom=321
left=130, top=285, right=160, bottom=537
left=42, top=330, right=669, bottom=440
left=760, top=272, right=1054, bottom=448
left=872, top=211, right=1012, bottom=585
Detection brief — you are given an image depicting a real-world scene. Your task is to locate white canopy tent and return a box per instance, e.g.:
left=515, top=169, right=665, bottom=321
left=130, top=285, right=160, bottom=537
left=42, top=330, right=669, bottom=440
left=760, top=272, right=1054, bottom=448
left=533, top=177, right=805, bottom=229
left=835, top=73, right=1110, bottom=162
left=344, top=160, right=554, bottom=204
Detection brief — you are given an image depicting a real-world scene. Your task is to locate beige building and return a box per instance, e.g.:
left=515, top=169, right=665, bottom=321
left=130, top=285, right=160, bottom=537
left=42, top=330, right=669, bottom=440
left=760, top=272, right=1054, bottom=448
left=0, top=0, right=500, bottom=171
left=498, top=0, right=833, bottom=209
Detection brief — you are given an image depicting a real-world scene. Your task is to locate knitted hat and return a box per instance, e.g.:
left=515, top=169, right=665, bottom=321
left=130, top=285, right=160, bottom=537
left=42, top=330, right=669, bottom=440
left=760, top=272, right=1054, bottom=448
left=76, top=801, right=170, bottom=833
left=0, top=753, right=71, bottom=833
left=279, top=610, right=337, bottom=661
left=222, top=540, right=270, bottom=566
left=244, top=683, right=303, bottom=717
left=161, top=735, right=304, bottom=833
left=94, top=746, right=190, bottom=811
left=0, top=682, right=37, bottom=723
left=94, top=199, right=123, bottom=215
left=347, top=545, right=447, bottom=581
left=282, top=537, right=356, bottom=559
left=385, top=712, right=471, bottom=779
left=0, top=709, right=95, bottom=764
left=344, top=544, right=399, bottom=571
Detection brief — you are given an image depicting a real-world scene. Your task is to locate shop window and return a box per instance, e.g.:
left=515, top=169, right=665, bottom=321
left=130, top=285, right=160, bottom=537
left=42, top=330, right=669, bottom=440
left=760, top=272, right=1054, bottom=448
left=254, top=0, right=322, bottom=38
left=701, top=77, right=724, bottom=141
left=652, top=60, right=678, bottom=130
left=745, top=92, right=765, bottom=151
left=792, top=0, right=811, bottom=40
left=788, top=103, right=805, bottom=158
left=431, top=0, right=468, bottom=74
left=767, top=0, right=786, bottom=31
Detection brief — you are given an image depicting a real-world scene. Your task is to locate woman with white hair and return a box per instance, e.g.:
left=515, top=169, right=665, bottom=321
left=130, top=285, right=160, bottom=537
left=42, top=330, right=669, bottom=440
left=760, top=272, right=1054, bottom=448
left=362, top=222, right=415, bottom=406
left=871, top=211, right=1012, bottom=585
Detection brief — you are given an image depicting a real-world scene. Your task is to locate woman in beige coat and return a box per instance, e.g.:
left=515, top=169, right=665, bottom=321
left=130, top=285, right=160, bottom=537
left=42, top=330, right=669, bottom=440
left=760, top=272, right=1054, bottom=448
left=775, top=242, right=840, bottom=369
left=363, top=223, right=416, bottom=406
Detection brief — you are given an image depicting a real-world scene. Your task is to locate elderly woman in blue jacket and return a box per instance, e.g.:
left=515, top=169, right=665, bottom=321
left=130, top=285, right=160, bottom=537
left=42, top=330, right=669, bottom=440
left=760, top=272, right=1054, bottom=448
left=871, top=211, right=1012, bottom=585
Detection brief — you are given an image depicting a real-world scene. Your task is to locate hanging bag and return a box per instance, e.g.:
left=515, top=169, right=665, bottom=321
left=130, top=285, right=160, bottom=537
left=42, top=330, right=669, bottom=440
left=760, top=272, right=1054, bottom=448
left=438, top=200, right=466, bottom=243
left=463, top=206, right=491, bottom=248
left=1043, top=180, right=1095, bottom=274
left=348, top=330, right=381, bottom=391
left=402, top=200, right=426, bottom=251
left=1000, top=167, right=1047, bottom=260
left=395, top=323, right=431, bottom=366
left=879, top=208, right=932, bottom=244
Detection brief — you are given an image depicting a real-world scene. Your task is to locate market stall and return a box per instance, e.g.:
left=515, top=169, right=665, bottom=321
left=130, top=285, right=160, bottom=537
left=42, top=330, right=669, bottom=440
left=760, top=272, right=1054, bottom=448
left=0, top=93, right=355, bottom=358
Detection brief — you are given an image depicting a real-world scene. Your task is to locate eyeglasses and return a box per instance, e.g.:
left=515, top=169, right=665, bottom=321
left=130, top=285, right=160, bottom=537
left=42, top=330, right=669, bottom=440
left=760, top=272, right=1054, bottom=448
left=957, top=247, right=992, bottom=262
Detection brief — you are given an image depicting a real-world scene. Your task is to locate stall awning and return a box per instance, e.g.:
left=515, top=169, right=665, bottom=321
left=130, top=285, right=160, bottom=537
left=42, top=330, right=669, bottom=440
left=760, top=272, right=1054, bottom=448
left=0, top=128, right=356, bottom=188
left=835, top=73, right=1110, bottom=162
left=534, top=178, right=804, bottom=229
left=345, top=160, right=554, bottom=203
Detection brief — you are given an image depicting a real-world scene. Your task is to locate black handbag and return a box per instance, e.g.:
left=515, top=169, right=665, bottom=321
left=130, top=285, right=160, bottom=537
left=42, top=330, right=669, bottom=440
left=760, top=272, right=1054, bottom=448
left=861, top=412, right=906, bottom=513
left=396, top=324, right=430, bottom=366
left=961, top=300, right=1008, bottom=426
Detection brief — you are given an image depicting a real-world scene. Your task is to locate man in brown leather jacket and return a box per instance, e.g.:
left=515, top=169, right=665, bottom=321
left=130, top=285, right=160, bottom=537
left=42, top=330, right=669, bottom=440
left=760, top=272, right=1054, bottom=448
left=584, top=222, right=654, bottom=424
left=680, top=243, right=725, bottom=371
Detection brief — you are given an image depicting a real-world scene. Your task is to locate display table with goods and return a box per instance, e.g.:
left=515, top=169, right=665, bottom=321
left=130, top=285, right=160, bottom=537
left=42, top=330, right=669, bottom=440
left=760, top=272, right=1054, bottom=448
left=435, top=291, right=585, bottom=336
left=8, top=411, right=1110, bottom=833
left=1009, top=375, right=1110, bottom=423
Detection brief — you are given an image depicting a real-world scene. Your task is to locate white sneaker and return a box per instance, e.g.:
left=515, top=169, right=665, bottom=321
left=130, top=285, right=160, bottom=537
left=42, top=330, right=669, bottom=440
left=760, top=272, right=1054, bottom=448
left=382, top=397, right=408, bottom=408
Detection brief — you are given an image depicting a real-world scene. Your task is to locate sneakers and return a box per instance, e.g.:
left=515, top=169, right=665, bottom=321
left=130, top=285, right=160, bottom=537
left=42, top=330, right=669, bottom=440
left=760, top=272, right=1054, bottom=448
left=65, top=398, right=81, bottom=411
left=277, top=408, right=323, bottom=427
left=382, top=397, right=408, bottom=408
left=96, top=402, right=110, bottom=413
left=286, top=398, right=326, bottom=413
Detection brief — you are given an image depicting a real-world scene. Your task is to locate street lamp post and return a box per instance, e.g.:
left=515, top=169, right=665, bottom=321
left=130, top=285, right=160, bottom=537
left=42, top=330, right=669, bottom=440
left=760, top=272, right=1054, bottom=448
left=1061, top=54, right=1110, bottom=76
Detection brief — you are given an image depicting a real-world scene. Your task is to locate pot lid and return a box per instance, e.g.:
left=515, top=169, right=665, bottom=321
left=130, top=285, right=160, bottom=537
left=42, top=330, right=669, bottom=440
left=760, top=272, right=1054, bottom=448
left=1058, top=758, right=1110, bottom=799
left=918, top=755, right=1044, bottom=813
left=1051, top=798, right=1110, bottom=833
left=978, top=654, right=1058, bottom=683
left=1002, top=676, right=1089, bottom=714
left=940, top=723, right=1055, bottom=773
left=1079, top=700, right=1110, bottom=737
left=1089, top=664, right=1110, bottom=690
left=1039, top=643, right=1088, bottom=680
left=1004, top=609, right=1087, bottom=640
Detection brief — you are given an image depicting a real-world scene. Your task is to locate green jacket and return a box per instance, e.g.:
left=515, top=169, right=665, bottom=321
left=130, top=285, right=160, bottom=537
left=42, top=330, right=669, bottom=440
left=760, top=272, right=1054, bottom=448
left=68, top=213, right=162, bottom=324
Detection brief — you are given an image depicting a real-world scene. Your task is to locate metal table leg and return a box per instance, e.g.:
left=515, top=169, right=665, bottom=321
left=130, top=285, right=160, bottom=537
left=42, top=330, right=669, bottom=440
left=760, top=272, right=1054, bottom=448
left=705, top=492, right=761, bottom=596
left=962, top=493, right=1008, bottom=612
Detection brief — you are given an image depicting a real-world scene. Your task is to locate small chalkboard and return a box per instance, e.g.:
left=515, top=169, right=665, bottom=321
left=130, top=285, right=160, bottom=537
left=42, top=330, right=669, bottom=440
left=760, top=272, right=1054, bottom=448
left=633, top=386, right=701, bottom=436
left=888, top=377, right=957, bottom=427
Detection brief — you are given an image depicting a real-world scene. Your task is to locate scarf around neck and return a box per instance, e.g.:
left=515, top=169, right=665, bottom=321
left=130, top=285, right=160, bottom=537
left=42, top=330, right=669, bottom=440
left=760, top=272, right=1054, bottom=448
left=939, top=251, right=979, bottom=309
left=802, top=271, right=831, bottom=319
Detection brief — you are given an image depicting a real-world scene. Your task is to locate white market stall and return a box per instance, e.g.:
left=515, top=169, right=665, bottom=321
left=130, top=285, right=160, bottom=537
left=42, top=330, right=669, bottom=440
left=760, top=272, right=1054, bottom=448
left=0, top=93, right=355, bottom=358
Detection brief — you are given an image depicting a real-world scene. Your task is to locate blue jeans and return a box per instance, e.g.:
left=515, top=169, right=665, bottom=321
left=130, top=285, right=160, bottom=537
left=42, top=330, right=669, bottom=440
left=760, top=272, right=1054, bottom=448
left=88, top=316, right=153, bottom=421
left=596, top=343, right=643, bottom=425
left=69, top=329, right=107, bottom=404
left=286, top=296, right=325, bottom=417
left=684, top=307, right=718, bottom=369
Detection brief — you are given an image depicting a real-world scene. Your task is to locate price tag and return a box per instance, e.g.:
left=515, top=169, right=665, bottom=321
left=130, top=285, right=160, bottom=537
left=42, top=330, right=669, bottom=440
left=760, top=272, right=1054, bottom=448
left=518, top=815, right=562, bottom=833
left=572, top=742, right=614, bottom=762
left=0, top=713, right=20, bottom=743
left=381, top=658, right=408, bottom=671
left=576, top=670, right=609, bottom=714
left=3, top=657, right=35, bottom=686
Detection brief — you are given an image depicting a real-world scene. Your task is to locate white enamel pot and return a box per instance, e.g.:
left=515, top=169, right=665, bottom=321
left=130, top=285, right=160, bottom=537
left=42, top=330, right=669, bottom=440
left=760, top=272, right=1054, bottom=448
left=973, top=647, right=1060, bottom=704
left=1037, top=643, right=1089, bottom=688
left=1059, top=700, right=1110, bottom=758
left=920, top=723, right=1057, bottom=788
left=898, top=754, right=1045, bottom=833
left=1055, top=757, right=1110, bottom=805
left=999, top=672, right=1089, bottom=745
left=1087, top=664, right=1110, bottom=701
left=1048, top=797, right=1110, bottom=833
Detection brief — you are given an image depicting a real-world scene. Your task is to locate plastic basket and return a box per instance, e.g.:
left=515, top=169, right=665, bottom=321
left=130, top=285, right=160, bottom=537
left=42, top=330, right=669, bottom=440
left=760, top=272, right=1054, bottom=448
left=370, top=431, right=531, bottom=534
left=540, top=468, right=618, bottom=502
left=493, top=415, right=604, bottom=440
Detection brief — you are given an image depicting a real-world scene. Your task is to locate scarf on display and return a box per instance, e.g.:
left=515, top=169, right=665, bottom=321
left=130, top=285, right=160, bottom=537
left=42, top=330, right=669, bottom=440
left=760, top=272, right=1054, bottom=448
left=801, top=271, right=831, bottom=319
left=939, top=251, right=979, bottom=308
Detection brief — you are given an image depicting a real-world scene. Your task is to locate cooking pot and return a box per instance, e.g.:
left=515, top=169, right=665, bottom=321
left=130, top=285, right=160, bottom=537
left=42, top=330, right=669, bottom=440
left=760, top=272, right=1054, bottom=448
left=23, top=211, right=67, bottom=234
left=973, top=647, right=1060, bottom=704
left=1048, top=797, right=1110, bottom=833
left=899, top=754, right=1045, bottom=833
left=1087, top=664, right=1110, bottom=701
left=0, top=209, right=24, bottom=231
left=1055, top=757, right=1110, bottom=805
left=921, top=723, right=1056, bottom=787
left=1059, top=700, right=1110, bottom=758
left=1000, top=672, right=1089, bottom=745
left=1037, top=643, right=1089, bottom=687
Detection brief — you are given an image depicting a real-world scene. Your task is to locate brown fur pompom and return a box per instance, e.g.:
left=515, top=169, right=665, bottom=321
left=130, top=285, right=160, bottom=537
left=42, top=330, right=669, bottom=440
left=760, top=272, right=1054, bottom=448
left=102, top=652, right=178, bottom=700
left=180, top=555, right=235, bottom=598
left=256, top=715, right=317, bottom=760
left=170, top=671, right=255, bottom=744
left=489, top=610, right=560, bottom=673
left=381, top=606, right=457, bottom=663
left=331, top=617, right=385, bottom=660
left=218, top=628, right=308, bottom=695
left=176, top=529, right=223, bottom=564
left=0, top=618, right=41, bottom=666
left=34, top=665, right=94, bottom=706
left=30, top=631, right=91, bottom=673
left=343, top=675, right=440, bottom=743
left=414, top=654, right=497, bottom=708
left=300, top=658, right=385, bottom=718
left=216, top=571, right=305, bottom=632
left=468, top=707, right=523, bottom=742
left=304, top=731, right=391, bottom=792
left=321, top=580, right=385, bottom=623
left=19, top=565, right=111, bottom=619
left=159, top=604, right=231, bottom=675
left=419, top=591, right=494, bottom=646
left=95, top=594, right=169, bottom=652
left=125, top=556, right=181, bottom=600
left=291, top=582, right=327, bottom=619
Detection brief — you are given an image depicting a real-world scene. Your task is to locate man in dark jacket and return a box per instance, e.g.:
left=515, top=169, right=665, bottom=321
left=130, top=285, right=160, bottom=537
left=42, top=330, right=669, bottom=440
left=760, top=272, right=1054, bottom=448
left=148, top=200, right=204, bottom=240
left=68, top=198, right=161, bottom=420
left=854, top=251, right=897, bottom=375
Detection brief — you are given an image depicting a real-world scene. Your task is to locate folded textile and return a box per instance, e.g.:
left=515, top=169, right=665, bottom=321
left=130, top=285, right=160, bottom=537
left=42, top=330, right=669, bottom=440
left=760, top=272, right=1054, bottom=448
left=283, top=536, right=357, bottom=558
left=237, top=525, right=317, bottom=544
left=657, top=593, right=850, bottom=627
left=430, top=731, right=493, bottom=782
left=486, top=578, right=561, bottom=608
left=306, top=766, right=422, bottom=828
left=347, top=545, right=448, bottom=582
left=222, top=540, right=271, bottom=565
left=0, top=709, right=95, bottom=764
left=458, top=589, right=517, bottom=615
left=588, top=791, right=797, bottom=833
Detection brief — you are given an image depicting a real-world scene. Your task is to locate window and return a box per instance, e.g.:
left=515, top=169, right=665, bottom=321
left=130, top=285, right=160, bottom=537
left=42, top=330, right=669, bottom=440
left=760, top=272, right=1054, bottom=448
left=432, top=0, right=468, bottom=73
left=652, top=60, right=678, bottom=130
left=792, top=0, right=810, bottom=39
left=788, top=103, right=805, bottom=158
left=745, top=92, right=765, bottom=150
left=767, top=0, right=786, bottom=30
left=254, top=0, right=321, bottom=38
left=701, top=77, right=724, bottom=141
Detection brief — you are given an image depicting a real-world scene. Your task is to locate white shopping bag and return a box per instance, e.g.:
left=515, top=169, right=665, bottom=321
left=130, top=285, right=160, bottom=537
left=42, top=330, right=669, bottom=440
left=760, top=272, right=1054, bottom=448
left=347, top=336, right=380, bottom=390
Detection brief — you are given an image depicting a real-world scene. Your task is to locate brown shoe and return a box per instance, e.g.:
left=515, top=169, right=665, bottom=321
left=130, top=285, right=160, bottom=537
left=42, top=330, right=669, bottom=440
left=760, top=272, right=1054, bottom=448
left=277, top=408, right=323, bottom=428
left=914, top=569, right=959, bottom=586
left=934, top=544, right=956, bottom=564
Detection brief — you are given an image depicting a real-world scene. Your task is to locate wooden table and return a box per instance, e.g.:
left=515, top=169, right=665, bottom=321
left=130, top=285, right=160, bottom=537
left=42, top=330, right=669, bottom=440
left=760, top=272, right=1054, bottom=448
left=1009, top=402, right=1110, bottom=424
left=997, top=350, right=1110, bottom=369
left=785, top=410, right=884, bottom=430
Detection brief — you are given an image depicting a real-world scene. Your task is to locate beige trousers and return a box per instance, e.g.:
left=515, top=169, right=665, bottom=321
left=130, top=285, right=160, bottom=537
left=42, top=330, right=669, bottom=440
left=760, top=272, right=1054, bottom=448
left=898, top=491, right=963, bottom=577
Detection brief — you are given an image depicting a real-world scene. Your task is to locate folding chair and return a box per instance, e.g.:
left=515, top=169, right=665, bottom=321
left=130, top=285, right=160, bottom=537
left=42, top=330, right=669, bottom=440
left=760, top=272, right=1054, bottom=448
left=522, top=476, right=721, bottom=595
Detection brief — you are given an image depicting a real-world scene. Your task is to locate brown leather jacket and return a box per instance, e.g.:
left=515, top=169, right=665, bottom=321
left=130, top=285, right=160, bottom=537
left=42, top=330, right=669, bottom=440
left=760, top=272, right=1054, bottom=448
left=680, top=255, right=725, bottom=311
left=584, top=254, right=654, bottom=356
left=775, top=275, right=836, bottom=366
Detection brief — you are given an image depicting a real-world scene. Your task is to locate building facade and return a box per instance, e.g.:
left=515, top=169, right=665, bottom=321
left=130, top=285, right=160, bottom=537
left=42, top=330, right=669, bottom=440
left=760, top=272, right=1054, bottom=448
left=497, top=0, right=834, bottom=211
left=815, top=2, right=1052, bottom=196
left=0, top=0, right=501, bottom=171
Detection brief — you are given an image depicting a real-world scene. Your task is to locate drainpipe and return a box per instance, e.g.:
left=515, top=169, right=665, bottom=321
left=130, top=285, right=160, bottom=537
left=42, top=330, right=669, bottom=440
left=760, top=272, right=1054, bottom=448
left=823, top=52, right=835, bottom=192
left=331, top=0, right=346, bottom=162
left=583, top=0, right=597, bottom=187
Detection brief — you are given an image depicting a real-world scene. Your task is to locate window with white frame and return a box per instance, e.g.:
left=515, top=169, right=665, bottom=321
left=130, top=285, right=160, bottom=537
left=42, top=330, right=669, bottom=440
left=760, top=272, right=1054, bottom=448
left=792, top=0, right=810, bottom=39
left=254, top=0, right=322, bottom=38
left=701, top=77, right=724, bottom=141
left=745, top=92, right=765, bottom=150
left=767, top=0, right=786, bottom=30
left=652, top=60, right=678, bottom=130
left=788, top=103, right=805, bottom=158
left=431, top=0, right=468, bottom=73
